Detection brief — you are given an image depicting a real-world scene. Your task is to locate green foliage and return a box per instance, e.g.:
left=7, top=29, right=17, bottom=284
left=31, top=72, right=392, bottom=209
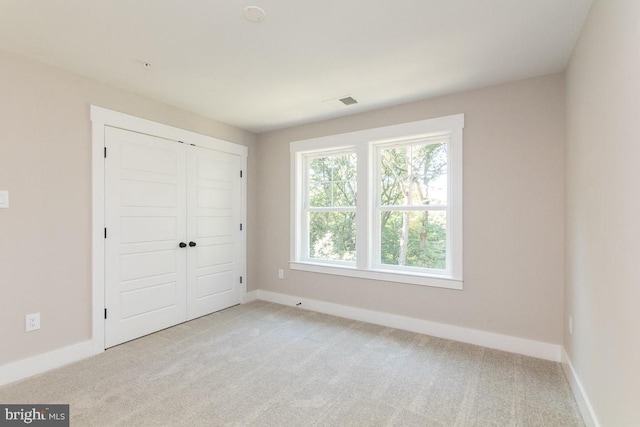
left=309, top=212, right=356, bottom=261
left=307, top=140, right=448, bottom=269
left=308, top=154, right=357, bottom=207
left=381, top=211, right=446, bottom=269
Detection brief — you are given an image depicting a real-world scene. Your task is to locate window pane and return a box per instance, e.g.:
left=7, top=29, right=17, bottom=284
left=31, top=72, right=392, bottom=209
left=308, top=153, right=357, bottom=207
left=380, top=141, right=448, bottom=206
left=380, top=210, right=446, bottom=269
left=309, top=211, right=356, bottom=262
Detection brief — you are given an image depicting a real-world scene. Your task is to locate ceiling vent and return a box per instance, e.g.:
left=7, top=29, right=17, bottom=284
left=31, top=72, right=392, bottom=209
left=323, top=95, right=359, bottom=109
left=339, top=96, right=358, bottom=106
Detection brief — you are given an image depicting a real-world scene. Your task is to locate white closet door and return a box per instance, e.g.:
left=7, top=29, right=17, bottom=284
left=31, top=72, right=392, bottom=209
left=104, top=127, right=188, bottom=348
left=187, top=146, right=242, bottom=319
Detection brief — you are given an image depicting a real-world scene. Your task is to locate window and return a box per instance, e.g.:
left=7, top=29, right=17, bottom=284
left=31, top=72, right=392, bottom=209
left=291, top=114, right=463, bottom=289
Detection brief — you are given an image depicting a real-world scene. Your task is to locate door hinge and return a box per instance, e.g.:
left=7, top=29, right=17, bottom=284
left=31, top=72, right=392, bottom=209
left=104, top=308, right=107, bottom=319
left=240, top=223, right=243, bottom=231
left=240, top=170, right=243, bottom=178
left=240, top=276, right=243, bottom=284
left=104, top=147, right=107, bottom=158
left=104, top=228, right=107, bottom=238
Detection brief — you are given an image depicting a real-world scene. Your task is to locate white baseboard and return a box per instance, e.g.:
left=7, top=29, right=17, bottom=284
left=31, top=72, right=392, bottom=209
left=561, top=347, right=600, bottom=427
left=255, top=290, right=562, bottom=362
left=243, top=290, right=258, bottom=303
left=0, top=340, right=95, bottom=387
left=0, top=294, right=563, bottom=388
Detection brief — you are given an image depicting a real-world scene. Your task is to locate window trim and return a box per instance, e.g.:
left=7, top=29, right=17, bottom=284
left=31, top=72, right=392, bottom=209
left=290, top=114, right=464, bottom=290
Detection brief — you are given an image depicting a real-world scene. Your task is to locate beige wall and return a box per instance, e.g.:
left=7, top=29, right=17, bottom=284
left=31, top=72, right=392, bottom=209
left=565, top=0, right=640, bottom=425
left=255, top=74, right=566, bottom=345
left=0, top=49, right=257, bottom=364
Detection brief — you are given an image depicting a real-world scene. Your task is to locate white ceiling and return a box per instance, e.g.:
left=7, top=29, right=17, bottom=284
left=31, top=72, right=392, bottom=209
left=0, top=0, right=592, bottom=133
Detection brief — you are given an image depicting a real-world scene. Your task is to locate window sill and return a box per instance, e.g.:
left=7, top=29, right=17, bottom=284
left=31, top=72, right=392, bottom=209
left=290, top=261, right=463, bottom=290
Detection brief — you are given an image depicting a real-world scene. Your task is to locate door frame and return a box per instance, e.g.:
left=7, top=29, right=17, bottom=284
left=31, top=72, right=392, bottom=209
left=91, top=105, right=248, bottom=354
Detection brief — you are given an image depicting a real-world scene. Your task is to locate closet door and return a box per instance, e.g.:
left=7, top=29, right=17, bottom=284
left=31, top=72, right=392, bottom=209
left=104, top=127, right=188, bottom=348
left=186, top=146, right=242, bottom=319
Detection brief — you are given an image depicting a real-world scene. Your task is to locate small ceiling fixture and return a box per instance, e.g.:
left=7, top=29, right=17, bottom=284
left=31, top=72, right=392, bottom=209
left=142, top=62, right=152, bottom=69
left=243, top=6, right=266, bottom=22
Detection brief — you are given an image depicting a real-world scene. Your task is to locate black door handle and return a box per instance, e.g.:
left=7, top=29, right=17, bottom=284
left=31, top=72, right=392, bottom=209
left=179, top=242, right=187, bottom=248
left=189, top=241, right=197, bottom=247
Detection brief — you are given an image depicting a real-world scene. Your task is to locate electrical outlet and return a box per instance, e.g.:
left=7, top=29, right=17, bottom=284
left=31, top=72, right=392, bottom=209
left=26, top=313, right=40, bottom=332
left=278, top=269, right=284, bottom=279
left=569, top=315, right=573, bottom=335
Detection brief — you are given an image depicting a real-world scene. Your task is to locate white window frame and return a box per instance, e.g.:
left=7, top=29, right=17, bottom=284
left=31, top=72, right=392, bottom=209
left=290, top=114, right=463, bottom=290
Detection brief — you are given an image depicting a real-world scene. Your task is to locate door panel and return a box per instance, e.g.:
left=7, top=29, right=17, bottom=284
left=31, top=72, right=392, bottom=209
left=104, top=127, right=187, bottom=348
left=120, top=217, right=177, bottom=243
left=197, top=187, right=233, bottom=209
left=196, top=271, right=234, bottom=298
left=120, top=281, right=179, bottom=319
left=187, top=146, right=242, bottom=319
left=121, top=142, right=178, bottom=173
left=196, top=244, right=234, bottom=267
left=120, top=181, right=178, bottom=207
left=120, top=250, right=176, bottom=282
left=196, top=216, right=234, bottom=237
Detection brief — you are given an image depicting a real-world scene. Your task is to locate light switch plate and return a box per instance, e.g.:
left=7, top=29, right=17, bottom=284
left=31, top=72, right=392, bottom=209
left=0, top=191, right=8, bottom=208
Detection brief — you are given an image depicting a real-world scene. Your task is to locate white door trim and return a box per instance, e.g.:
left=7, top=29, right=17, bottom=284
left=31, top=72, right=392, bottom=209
left=91, top=105, right=248, bottom=354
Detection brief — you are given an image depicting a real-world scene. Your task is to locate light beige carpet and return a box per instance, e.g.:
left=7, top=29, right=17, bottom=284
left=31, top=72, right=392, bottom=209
left=0, top=301, right=583, bottom=426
